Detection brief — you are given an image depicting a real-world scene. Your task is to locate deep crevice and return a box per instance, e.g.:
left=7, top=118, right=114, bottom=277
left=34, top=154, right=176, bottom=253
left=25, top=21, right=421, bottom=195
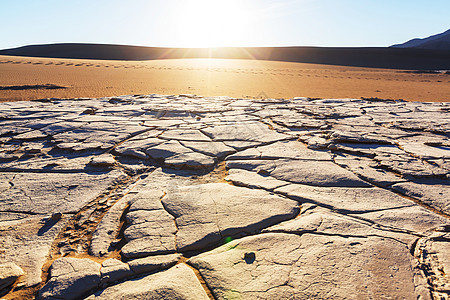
left=184, top=259, right=217, bottom=300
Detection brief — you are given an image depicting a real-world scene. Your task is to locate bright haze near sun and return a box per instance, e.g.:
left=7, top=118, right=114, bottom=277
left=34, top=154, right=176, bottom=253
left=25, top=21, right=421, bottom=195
left=0, top=0, right=450, bottom=50
left=171, top=0, right=254, bottom=48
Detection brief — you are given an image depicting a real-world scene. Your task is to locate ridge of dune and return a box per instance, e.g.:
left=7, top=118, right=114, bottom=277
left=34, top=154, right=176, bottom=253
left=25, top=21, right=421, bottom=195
left=1, top=43, right=450, bottom=70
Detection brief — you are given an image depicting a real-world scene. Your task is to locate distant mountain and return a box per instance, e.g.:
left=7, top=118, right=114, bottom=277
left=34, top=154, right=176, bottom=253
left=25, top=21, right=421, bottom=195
left=392, top=29, right=450, bottom=51
left=1, top=43, right=450, bottom=70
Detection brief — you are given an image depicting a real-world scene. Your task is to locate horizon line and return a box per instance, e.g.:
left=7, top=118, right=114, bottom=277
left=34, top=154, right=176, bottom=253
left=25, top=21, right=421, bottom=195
left=1, top=42, right=403, bottom=51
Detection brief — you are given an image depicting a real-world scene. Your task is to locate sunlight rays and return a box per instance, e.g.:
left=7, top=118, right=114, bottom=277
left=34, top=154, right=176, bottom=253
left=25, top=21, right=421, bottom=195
left=173, top=0, right=254, bottom=48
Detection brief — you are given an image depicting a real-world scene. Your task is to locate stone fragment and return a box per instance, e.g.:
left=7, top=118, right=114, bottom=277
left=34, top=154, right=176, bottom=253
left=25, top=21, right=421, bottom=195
left=1, top=154, right=95, bottom=172
left=89, top=153, right=117, bottom=167
left=376, top=153, right=448, bottom=178
left=401, top=143, right=450, bottom=159
left=114, top=137, right=162, bottom=159
left=0, top=171, right=125, bottom=215
left=275, top=184, right=448, bottom=233
left=142, top=140, right=217, bottom=169
left=180, top=141, right=236, bottom=158
left=164, top=152, right=215, bottom=169
left=223, top=140, right=263, bottom=150
left=100, top=259, right=132, bottom=284
left=265, top=208, right=416, bottom=245
left=161, top=183, right=299, bottom=251
left=271, top=115, right=327, bottom=130
left=85, top=264, right=209, bottom=300
left=330, top=129, right=392, bottom=143
left=226, top=140, right=331, bottom=161
left=332, top=143, right=404, bottom=157
left=52, top=127, right=136, bottom=150
left=333, top=153, right=407, bottom=187
left=0, top=262, right=24, bottom=291
left=90, top=196, right=130, bottom=257
left=392, top=181, right=450, bottom=215
left=127, top=190, right=166, bottom=211
left=127, top=253, right=181, bottom=274
left=276, top=184, right=409, bottom=212
left=121, top=189, right=177, bottom=258
left=39, top=257, right=101, bottom=300
left=0, top=217, right=66, bottom=287
left=159, top=129, right=211, bottom=141
left=306, top=135, right=330, bottom=149
left=357, top=205, right=448, bottom=234
left=142, top=119, right=185, bottom=128
left=202, top=122, right=290, bottom=143
left=145, top=140, right=191, bottom=160
left=225, top=169, right=289, bottom=191
left=430, top=158, right=450, bottom=173
left=227, top=159, right=371, bottom=187
left=122, top=222, right=177, bottom=259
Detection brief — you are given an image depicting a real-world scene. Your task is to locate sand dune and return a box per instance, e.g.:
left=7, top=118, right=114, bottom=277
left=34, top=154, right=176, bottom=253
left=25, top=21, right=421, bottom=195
left=0, top=55, right=449, bottom=102
left=2, top=43, right=450, bottom=70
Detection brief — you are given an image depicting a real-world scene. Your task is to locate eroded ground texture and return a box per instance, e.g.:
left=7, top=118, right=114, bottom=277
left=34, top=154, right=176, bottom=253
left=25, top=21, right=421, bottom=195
left=0, top=94, right=449, bottom=299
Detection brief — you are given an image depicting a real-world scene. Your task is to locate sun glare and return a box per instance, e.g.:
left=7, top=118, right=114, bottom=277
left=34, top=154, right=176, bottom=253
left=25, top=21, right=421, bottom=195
left=174, top=0, right=254, bottom=48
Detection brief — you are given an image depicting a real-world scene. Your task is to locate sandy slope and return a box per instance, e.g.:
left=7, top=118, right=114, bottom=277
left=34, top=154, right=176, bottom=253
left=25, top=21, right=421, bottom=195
left=0, top=55, right=449, bottom=102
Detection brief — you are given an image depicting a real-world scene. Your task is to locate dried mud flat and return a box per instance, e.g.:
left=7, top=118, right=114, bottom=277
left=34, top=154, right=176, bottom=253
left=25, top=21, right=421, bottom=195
left=0, top=94, right=449, bottom=299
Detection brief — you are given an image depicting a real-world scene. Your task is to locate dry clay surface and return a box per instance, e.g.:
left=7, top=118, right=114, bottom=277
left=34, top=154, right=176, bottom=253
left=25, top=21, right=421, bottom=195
left=0, top=94, right=449, bottom=299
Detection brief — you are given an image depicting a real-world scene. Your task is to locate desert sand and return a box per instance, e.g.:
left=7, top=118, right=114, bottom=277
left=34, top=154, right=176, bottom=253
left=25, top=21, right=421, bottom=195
left=0, top=95, right=449, bottom=299
left=1, top=55, right=449, bottom=102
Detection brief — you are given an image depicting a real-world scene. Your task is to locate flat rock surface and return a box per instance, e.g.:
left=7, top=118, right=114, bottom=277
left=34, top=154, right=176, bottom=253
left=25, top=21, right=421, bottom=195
left=0, top=171, right=125, bottom=217
left=39, top=257, right=101, bottom=300
left=0, top=262, right=24, bottom=292
left=189, top=232, right=426, bottom=300
left=86, top=264, right=209, bottom=300
left=162, top=182, right=299, bottom=251
left=0, top=94, right=448, bottom=299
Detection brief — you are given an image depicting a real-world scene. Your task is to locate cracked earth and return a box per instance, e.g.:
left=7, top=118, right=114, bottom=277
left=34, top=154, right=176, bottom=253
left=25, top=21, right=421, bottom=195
left=0, top=94, right=449, bottom=299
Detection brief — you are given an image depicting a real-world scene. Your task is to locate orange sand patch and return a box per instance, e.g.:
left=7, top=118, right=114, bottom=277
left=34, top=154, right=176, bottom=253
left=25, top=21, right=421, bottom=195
left=0, top=55, right=449, bottom=102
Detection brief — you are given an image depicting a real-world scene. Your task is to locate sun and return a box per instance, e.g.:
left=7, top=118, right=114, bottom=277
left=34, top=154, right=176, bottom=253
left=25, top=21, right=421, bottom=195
left=173, top=0, right=254, bottom=48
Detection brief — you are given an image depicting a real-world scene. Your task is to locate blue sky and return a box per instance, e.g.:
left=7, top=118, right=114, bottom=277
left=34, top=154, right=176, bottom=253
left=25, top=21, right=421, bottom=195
left=0, top=0, right=449, bottom=49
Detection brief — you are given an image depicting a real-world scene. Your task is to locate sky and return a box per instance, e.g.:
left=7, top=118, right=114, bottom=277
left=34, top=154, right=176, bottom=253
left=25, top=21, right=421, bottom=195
left=0, top=0, right=449, bottom=49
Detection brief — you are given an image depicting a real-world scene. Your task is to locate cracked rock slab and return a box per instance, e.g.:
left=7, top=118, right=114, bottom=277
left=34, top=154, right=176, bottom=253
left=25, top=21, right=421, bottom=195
left=0, top=170, right=126, bottom=216
left=159, top=129, right=211, bottom=142
left=264, top=205, right=418, bottom=245
left=0, top=262, right=24, bottom=292
left=275, top=183, right=449, bottom=233
left=333, top=152, right=408, bottom=187
left=202, top=122, right=290, bottom=143
left=100, top=259, right=132, bottom=285
left=85, top=263, right=209, bottom=300
left=1, top=95, right=450, bottom=299
left=161, top=182, right=300, bottom=251
left=189, top=232, right=429, bottom=300
left=38, top=257, right=101, bottom=300
left=227, top=159, right=371, bottom=187
left=127, top=253, right=181, bottom=274
left=225, top=169, right=290, bottom=191
left=392, top=181, right=450, bottom=215
left=121, top=188, right=177, bottom=258
left=180, top=140, right=236, bottom=158
left=227, top=140, right=331, bottom=161
left=0, top=216, right=67, bottom=287
left=90, top=195, right=130, bottom=257
left=144, top=140, right=215, bottom=169
left=401, top=142, right=450, bottom=160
